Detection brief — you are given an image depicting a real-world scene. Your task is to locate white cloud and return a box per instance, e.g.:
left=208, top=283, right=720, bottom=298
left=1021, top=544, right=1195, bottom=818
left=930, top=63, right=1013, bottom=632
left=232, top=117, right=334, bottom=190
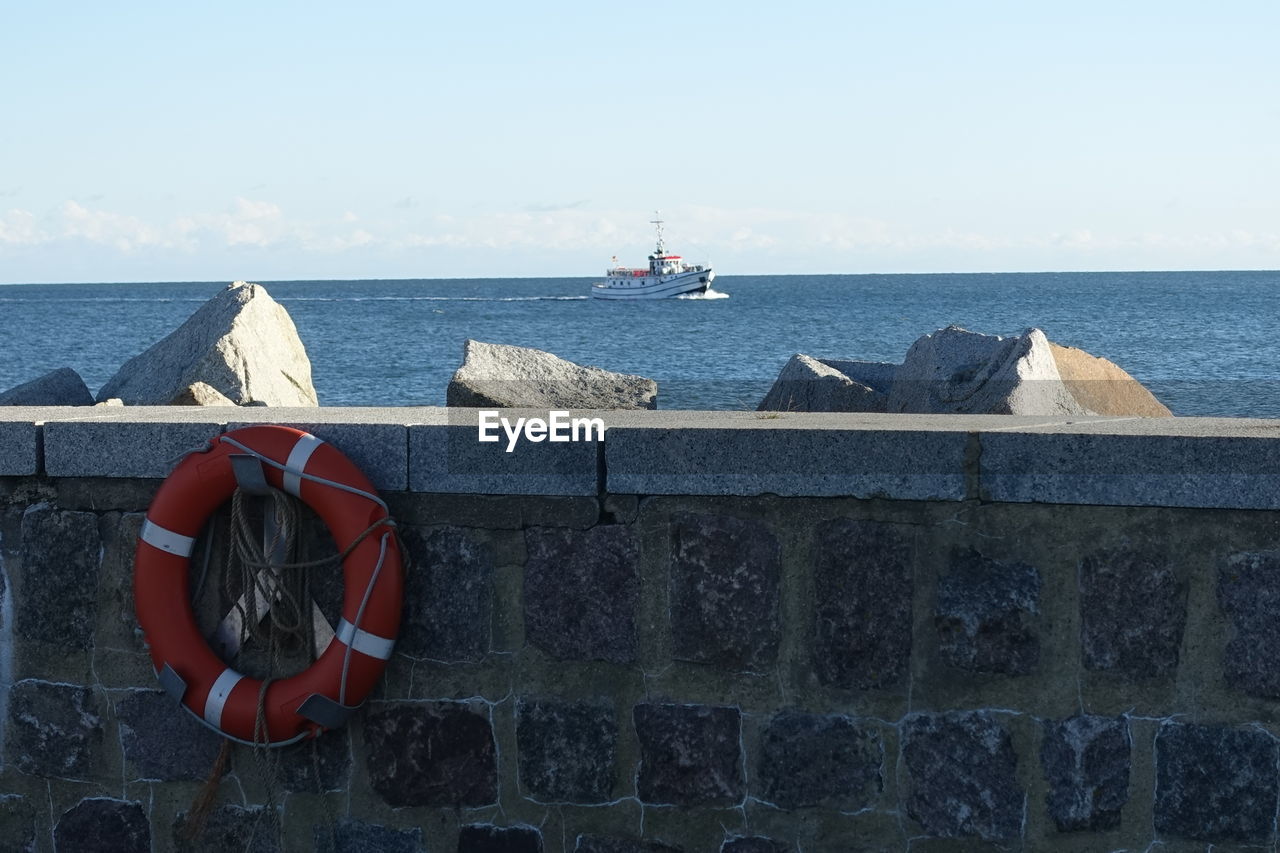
left=0, top=209, right=45, bottom=246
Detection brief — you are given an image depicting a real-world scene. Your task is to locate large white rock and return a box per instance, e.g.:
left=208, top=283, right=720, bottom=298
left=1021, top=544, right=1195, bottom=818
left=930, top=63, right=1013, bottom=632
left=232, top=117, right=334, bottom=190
left=0, top=367, right=94, bottom=406
left=96, top=282, right=317, bottom=406
left=757, top=354, right=888, bottom=412
left=448, top=340, right=657, bottom=409
left=888, top=325, right=1170, bottom=416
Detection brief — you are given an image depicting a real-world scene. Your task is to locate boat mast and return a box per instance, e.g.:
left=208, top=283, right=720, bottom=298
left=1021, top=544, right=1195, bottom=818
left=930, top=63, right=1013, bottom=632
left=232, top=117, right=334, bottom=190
left=650, top=211, right=666, bottom=256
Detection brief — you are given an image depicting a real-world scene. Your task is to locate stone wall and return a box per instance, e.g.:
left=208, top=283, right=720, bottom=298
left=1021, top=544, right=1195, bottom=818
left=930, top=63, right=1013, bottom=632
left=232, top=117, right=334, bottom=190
left=2, top=407, right=1280, bottom=852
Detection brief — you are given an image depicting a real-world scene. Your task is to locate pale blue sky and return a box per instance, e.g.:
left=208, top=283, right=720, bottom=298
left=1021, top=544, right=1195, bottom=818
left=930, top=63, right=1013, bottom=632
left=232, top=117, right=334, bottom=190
left=2, top=1, right=1277, bottom=282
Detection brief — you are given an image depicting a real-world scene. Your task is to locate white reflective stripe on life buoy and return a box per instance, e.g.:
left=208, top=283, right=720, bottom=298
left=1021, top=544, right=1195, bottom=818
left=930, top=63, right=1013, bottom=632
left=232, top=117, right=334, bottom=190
left=204, top=667, right=244, bottom=728
left=140, top=519, right=196, bottom=557
left=282, top=433, right=324, bottom=497
left=335, top=618, right=395, bottom=660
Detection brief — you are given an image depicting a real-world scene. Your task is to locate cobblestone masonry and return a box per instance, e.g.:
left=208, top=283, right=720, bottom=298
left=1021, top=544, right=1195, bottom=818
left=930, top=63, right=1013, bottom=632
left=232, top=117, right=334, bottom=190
left=5, top=416, right=1280, bottom=850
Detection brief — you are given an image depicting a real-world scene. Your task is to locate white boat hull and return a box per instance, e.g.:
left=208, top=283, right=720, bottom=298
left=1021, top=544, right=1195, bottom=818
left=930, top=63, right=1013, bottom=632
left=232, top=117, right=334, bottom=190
left=591, top=268, right=714, bottom=300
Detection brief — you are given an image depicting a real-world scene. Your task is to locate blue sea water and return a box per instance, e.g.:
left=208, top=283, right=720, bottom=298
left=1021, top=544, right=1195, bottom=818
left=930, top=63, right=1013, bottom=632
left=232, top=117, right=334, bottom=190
left=2, top=271, right=1279, bottom=416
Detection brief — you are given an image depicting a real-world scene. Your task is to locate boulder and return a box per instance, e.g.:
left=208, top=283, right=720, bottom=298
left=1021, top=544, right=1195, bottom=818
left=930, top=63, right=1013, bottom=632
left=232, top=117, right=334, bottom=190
left=888, top=326, right=1169, bottom=416
left=447, top=340, right=657, bottom=409
left=96, top=281, right=316, bottom=406
left=757, top=354, right=888, bottom=413
left=168, top=381, right=237, bottom=406
left=0, top=367, right=94, bottom=406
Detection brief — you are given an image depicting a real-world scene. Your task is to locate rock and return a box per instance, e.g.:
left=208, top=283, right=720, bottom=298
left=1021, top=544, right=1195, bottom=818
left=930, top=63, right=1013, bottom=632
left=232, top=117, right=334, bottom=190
left=94, top=398, right=124, bottom=406
left=173, top=804, right=278, bottom=853
left=757, top=711, right=882, bottom=810
left=96, top=281, right=317, bottom=406
left=721, top=840, right=789, bottom=853
left=0, top=367, right=94, bottom=406
left=935, top=549, right=1041, bottom=676
left=1041, top=715, right=1130, bottom=832
left=54, top=799, right=150, bottom=853
left=575, top=839, right=682, bottom=853
left=1218, top=551, right=1280, bottom=698
left=0, top=794, right=39, bottom=853
left=167, top=381, right=237, bottom=406
left=888, top=325, right=1170, bottom=416
left=117, top=690, right=222, bottom=781
left=757, top=354, right=888, bottom=413
left=362, top=701, right=497, bottom=808
left=517, top=697, right=617, bottom=803
left=447, top=339, right=657, bottom=409
left=6, top=680, right=103, bottom=778
left=1155, top=722, right=1278, bottom=842
left=397, top=526, right=492, bottom=663
left=634, top=703, right=743, bottom=806
left=313, top=820, right=424, bottom=853
left=18, top=507, right=101, bottom=650
left=1080, top=547, right=1185, bottom=678
left=457, top=825, right=543, bottom=853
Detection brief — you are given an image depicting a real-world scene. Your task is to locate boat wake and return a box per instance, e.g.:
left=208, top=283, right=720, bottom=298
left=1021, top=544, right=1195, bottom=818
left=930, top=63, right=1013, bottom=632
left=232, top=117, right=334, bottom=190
left=676, top=289, right=730, bottom=300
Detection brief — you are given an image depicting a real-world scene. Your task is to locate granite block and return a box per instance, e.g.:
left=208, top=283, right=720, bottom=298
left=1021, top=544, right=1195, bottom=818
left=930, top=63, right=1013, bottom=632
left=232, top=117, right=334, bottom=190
left=0, top=417, right=39, bottom=475
left=408, top=419, right=599, bottom=496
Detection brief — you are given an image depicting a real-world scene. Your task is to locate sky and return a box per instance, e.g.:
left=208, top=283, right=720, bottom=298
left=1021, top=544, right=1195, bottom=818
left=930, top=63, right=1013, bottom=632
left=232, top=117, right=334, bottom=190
left=1, top=1, right=1277, bottom=282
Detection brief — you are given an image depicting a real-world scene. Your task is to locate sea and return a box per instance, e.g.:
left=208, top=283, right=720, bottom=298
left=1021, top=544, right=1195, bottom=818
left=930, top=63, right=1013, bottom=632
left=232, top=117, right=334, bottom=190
left=2, top=271, right=1279, bottom=417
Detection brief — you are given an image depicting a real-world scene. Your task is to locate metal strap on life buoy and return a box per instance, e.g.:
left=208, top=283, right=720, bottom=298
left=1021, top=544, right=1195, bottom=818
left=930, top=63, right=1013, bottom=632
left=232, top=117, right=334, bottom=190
left=134, top=425, right=404, bottom=746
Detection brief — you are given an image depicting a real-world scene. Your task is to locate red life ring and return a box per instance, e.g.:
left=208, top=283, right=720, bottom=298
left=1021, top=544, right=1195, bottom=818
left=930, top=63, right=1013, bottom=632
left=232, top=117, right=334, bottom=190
left=134, top=425, right=404, bottom=745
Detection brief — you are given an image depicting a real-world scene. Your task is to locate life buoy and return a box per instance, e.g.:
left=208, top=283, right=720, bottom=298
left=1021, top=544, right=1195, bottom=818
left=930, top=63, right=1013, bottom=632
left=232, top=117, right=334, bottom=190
left=134, top=425, right=404, bottom=746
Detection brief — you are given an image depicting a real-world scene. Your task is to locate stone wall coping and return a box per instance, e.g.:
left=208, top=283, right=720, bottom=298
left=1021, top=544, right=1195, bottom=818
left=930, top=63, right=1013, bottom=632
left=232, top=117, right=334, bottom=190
left=3, top=406, right=1279, bottom=508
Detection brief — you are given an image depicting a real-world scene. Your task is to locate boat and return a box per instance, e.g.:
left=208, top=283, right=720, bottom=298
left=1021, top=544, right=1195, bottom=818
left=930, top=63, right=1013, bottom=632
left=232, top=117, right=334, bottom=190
left=591, top=215, right=715, bottom=300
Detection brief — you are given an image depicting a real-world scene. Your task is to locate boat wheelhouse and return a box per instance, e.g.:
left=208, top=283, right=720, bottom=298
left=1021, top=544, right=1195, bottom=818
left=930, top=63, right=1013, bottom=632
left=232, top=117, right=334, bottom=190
left=590, top=215, right=715, bottom=300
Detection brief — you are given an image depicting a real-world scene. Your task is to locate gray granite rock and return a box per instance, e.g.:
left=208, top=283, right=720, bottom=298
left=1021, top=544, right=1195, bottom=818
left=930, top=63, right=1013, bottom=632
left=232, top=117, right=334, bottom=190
left=670, top=513, right=781, bottom=671
left=168, top=381, right=237, bottom=406
left=173, top=804, right=278, bottom=853
left=757, top=712, right=881, bottom=810
left=313, top=820, right=424, bottom=853
left=524, top=525, right=639, bottom=663
left=721, top=839, right=789, bottom=853
left=902, top=711, right=1023, bottom=841
left=1041, top=715, right=1130, bottom=832
left=0, top=367, right=94, bottom=406
left=1080, top=547, right=1185, bottom=678
left=757, top=354, right=888, bottom=413
left=457, top=825, right=544, bottom=852
left=97, top=281, right=317, bottom=405
left=448, top=339, right=657, bottom=409
left=398, top=526, right=492, bottom=662
left=362, top=702, right=497, bottom=807
left=272, top=730, right=350, bottom=793
left=1154, top=722, right=1278, bottom=842
left=54, top=799, right=149, bottom=853
left=117, top=690, right=222, bottom=781
left=819, top=359, right=897, bottom=395
left=0, top=794, right=38, bottom=853
left=935, top=549, right=1041, bottom=675
left=1218, top=551, right=1280, bottom=697
left=517, top=697, right=617, bottom=803
left=18, top=507, right=101, bottom=649
left=812, top=518, right=913, bottom=689
left=634, top=703, right=743, bottom=806
left=6, top=680, right=104, bottom=777
left=574, top=837, right=682, bottom=853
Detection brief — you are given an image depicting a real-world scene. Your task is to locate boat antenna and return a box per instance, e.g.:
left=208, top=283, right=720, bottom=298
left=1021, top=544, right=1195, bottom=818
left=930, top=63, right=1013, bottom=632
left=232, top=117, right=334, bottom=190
left=650, top=210, right=665, bottom=256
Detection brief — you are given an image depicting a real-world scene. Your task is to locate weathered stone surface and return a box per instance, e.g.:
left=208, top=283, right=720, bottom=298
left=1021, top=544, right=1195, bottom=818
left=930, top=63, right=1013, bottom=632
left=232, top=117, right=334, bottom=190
left=574, top=837, right=682, bottom=853
left=18, top=506, right=101, bottom=649
left=0, top=367, right=94, bottom=406
left=173, top=805, right=278, bottom=853
left=54, top=799, right=149, bottom=853
left=97, top=281, right=317, bottom=406
left=888, top=325, right=1169, bottom=416
left=757, top=354, right=888, bottom=413
left=935, top=549, right=1041, bottom=675
left=670, top=513, right=781, bottom=671
left=635, top=703, right=743, bottom=806
left=1218, top=551, right=1280, bottom=698
left=757, top=712, right=881, bottom=810
left=721, top=839, right=789, bottom=853
left=273, top=729, right=350, bottom=792
left=363, top=702, right=497, bottom=807
left=1041, top=715, right=1130, bottom=832
left=812, top=518, right=913, bottom=689
left=117, top=690, right=222, bottom=781
left=6, top=680, right=103, bottom=777
left=517, top=697, right=617, bottom=803
left=0, top=794, right=38, bottom=853
left=448, top=339, right=657, bottom=409
left=168, top=381, right=236, bottom=406
left=1080, top=547, right=1185, bottom=677
left=313, top=819, right=424, bottom=853
left=398, top=526, right=492, bottom=662
left=1048, top=341, right=1171, bottom=417
left=1154, top=722, right=1278, bottom=842
left=524, top=525, right=638, bottom=663
left=902, top=712, right=1023, bottom=841
left=457, top=825, right=544, bottom=852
